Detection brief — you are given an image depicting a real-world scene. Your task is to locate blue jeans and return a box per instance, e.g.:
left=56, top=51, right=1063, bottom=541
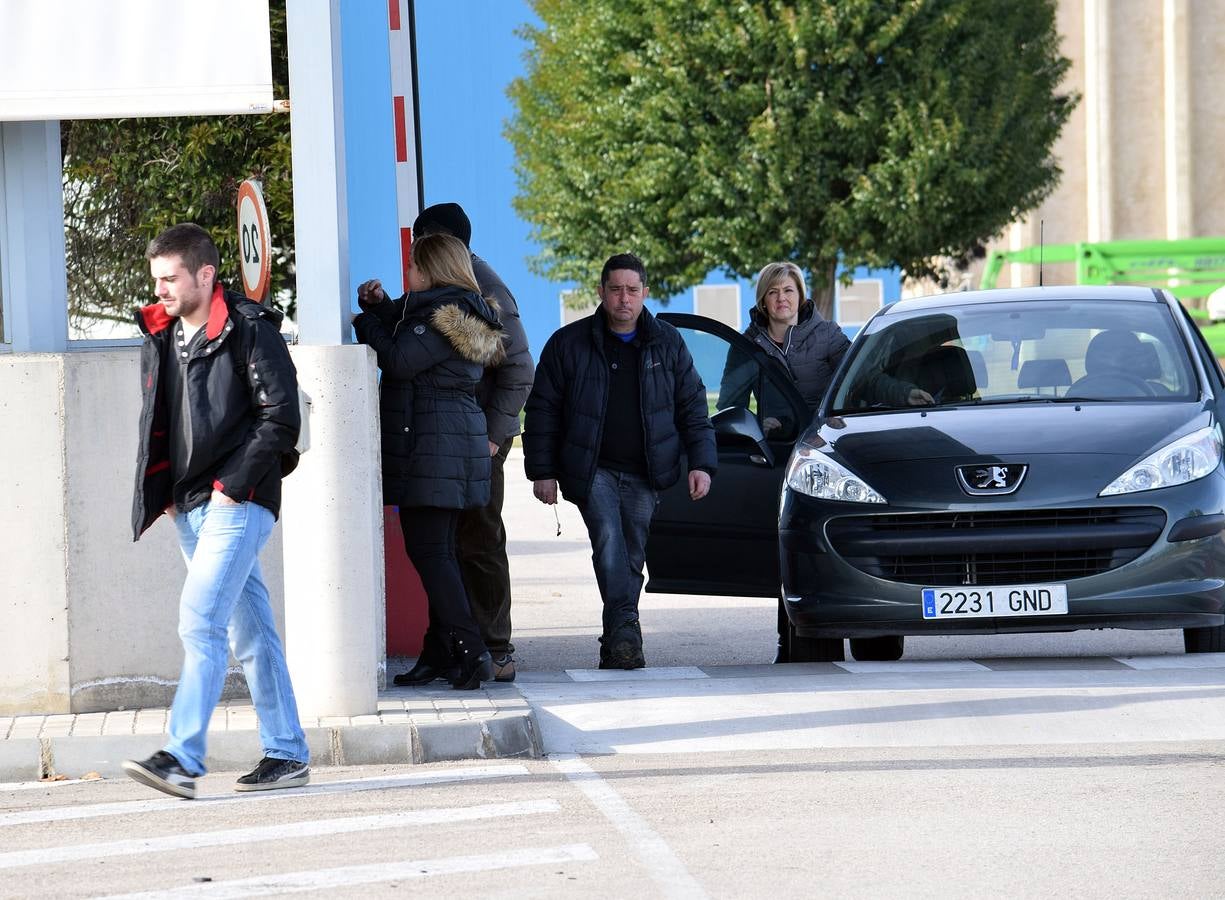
left=166, top=500, right=308, bottom=775
left=578, top=468, right=658, bottom=643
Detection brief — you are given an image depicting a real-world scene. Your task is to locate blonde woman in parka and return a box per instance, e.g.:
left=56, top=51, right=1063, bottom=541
left=352, top=234, right=506, bottom=690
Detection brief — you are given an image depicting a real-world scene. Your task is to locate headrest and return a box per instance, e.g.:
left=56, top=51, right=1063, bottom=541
left=1084, top=329, right=1143, bottom=376
left=1134, top=341, right=1163, bottom=380
left=1017, top=358, right=1072, bottom=388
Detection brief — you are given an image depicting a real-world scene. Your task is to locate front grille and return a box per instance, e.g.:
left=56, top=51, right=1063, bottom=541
left=826, top=507, right=1166, bottom=586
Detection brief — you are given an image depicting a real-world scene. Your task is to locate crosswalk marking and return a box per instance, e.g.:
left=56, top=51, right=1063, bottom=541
left=566, top=666, right=709, bottom=682
left=0, top=764, right=529, bottom=829
left=0, top=799, right=560, bottom=870
left=100, top=844, right=598, bottom=899
left=834, top=660, right=991, bottom=674
left=553, top=754, right=707, bottom=899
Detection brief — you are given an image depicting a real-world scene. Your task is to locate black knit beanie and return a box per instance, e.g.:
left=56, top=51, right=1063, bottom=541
left=412, top=202, right=472, bottom=247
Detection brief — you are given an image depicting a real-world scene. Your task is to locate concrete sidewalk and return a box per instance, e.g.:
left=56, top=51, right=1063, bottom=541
left=9, top=653, right=1225, bottom=782
left=0, top=683, right=539, bottom=783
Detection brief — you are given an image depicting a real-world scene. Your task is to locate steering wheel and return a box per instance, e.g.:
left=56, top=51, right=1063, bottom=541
left=1067, top=372, right=1156, bottom=398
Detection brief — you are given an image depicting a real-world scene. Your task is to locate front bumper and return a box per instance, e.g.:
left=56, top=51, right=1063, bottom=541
left=779, top=476, right=1225, bottom=639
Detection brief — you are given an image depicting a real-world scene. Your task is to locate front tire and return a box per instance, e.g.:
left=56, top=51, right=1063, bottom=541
left=776, top=596, right=844, bottom=662
left=849, top=636, right=905, bottom=661
left=1184, top=626, right=1225, bottom=653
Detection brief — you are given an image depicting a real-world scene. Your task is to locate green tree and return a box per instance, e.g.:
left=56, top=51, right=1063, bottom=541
left=507, top=0, right=1075, bottom=315
left=61, top=1, right=293, bottom=333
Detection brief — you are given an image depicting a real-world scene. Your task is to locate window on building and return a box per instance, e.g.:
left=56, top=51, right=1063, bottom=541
left=837, top=278, right=884, bottom=326
left=693, top=283, right=740, bottom=329
left=560, top=289, right=598, bottom=325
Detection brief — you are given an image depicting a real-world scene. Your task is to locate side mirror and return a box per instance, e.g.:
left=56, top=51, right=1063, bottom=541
left=711, top=406, right=775, bottom=467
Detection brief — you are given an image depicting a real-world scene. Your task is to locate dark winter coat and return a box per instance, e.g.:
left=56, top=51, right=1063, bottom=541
left=471, top=254, right=534, bottom=445
left=523, top=307, right=718, bottom=505
left=131, top=286, right=301, bottom=540
left=717, top=299, right=851, bottom=411
left=353, top=285, right=505, bottom=509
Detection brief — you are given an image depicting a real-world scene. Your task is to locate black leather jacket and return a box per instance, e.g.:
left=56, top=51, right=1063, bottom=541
left=131, top=286, right=300, bottom=539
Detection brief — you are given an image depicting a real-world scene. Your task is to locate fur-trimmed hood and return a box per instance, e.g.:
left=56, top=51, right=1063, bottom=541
left=430, top=298, right=506, bottom=368
left=397, top=285, right=506, bottom=368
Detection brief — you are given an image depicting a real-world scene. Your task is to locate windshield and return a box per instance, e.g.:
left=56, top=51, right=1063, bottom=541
left=830, top=299, right=1198, bottom=414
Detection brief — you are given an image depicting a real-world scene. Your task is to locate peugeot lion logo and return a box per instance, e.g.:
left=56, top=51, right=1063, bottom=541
left=956, top=463, right=1027, bottom=495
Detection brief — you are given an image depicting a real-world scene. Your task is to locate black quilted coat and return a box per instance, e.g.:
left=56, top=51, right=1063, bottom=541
left=523, top=307, right=717, bottom=504
left=353, top=285, right=505, bottom=509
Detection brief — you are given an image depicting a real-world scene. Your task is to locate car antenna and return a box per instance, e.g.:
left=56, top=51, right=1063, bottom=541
left=1038, top=219, right=1045, bottom=287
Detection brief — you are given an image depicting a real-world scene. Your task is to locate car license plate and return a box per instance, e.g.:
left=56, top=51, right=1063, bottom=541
left=921, top=584, right=1068, bottom=619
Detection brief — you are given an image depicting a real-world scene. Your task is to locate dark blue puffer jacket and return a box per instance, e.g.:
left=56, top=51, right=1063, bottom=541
left=523, top=307, right=717, bottom=504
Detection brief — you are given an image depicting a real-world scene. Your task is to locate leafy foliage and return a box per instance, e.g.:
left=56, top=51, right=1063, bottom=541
left=507, top=0, right=1075, bottom=313
left=61, top=1, right=293, bottom=332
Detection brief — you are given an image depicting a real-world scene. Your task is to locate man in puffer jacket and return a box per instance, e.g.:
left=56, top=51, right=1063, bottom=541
left=123, top=223, right=309, bottom=800
left=524, top=253, right=717, bottom=669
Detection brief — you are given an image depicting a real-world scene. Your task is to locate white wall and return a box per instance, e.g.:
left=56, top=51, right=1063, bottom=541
left=0, top=355, right=70, bottom=713
left=1, top=349, right=286, bottom=714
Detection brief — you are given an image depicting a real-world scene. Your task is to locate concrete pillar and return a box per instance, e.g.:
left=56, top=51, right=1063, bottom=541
left=282, top=345, right=384, bottom=717
left=1084, top=0, right=1113, bottom=242
left=0, top=121, right=67, bottom=351
left=283, top=0, right=388, bottom=716
left=1163, top=0, right=1192, bottom=240
left=286, top=0, right=351, bottom=346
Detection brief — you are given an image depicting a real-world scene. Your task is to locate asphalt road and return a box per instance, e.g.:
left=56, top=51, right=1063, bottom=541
left=4, top=745, right=1223, bottom=898
left=4, top=454, right=1211, bottom=897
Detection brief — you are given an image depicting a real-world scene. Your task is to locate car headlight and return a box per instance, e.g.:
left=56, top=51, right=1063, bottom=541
left=1100, top=425, right=1222, bottom=496
left=785, top=441, right=887, bottom=503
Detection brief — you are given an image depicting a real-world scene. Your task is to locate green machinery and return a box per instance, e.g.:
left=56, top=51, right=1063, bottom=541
left=980, top=236, right=1225, bottom=303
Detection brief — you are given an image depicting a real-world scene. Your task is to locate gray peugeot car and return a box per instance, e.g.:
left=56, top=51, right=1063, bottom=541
left=645, top=285, right=1225, bottom=662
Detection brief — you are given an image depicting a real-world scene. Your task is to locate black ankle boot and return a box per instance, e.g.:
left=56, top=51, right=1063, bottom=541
left=451, top=651, right=494, bottom=690
left=393, top=658, right=458, bottom=687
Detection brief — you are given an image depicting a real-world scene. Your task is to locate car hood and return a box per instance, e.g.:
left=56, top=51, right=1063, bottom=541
left=814, top=402, right=1215, bottom=505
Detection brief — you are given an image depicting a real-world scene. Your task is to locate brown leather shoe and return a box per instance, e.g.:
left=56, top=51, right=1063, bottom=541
left=492, top=653, right=516, bottom=682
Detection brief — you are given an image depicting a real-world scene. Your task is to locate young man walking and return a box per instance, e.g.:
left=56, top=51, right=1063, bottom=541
left=123, top=223, right=310, bottom=799
left=523, top=253, right=716, bottom=668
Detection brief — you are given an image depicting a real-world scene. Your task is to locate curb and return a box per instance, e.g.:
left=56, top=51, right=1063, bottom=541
left=1, top=711, right=542, bottom=783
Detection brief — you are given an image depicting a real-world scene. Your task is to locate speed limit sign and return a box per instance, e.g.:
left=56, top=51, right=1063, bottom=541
left=236, top=179, right=271, bottom=301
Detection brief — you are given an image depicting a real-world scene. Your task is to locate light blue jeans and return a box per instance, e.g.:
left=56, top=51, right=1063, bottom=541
left=165, top=500, right=308, bottom=775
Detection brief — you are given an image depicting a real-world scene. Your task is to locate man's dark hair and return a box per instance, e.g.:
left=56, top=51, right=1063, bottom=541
left=412, top=202, right=472, bottom=247
left=146, top=223, right=220, bottom=278
left=600, top=253, right=647, bottom=287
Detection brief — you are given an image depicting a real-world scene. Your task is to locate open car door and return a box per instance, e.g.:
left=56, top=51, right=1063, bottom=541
left=644, top=313, right=809, bottom=597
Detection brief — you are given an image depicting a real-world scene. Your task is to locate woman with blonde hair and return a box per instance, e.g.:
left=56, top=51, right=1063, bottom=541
left=717, top=262, right=851, bottom=428
left=352, top=233, right=505, bottom=689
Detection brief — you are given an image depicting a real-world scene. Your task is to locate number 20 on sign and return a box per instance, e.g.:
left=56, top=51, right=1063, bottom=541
left=236, top=179, right=271, bottom=302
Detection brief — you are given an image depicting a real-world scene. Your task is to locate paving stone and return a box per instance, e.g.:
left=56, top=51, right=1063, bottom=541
left=39, top=717, right=75, bottom=737
left=8, top=717, right=45, bottom=739
left=133, top=709, right=167, bottom=735
left=102, top=711, right=136, bottom=735
left=71, top=713, right=107, bottom=737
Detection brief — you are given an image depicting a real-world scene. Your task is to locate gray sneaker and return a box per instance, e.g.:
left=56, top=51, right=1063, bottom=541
left=235, top=756, right=310, bottom=792
left=122, top=750, right=196, bottom=800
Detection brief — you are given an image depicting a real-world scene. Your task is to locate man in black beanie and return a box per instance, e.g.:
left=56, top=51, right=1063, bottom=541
left=405, top=202, right=534, bottom=683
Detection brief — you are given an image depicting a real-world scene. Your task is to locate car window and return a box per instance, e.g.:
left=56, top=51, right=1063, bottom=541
left=669, top=324, right=805, bottom=442
left=831, top=299, right=1197, bottom=413
left=1179, top=306, right=1224, bottom=391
